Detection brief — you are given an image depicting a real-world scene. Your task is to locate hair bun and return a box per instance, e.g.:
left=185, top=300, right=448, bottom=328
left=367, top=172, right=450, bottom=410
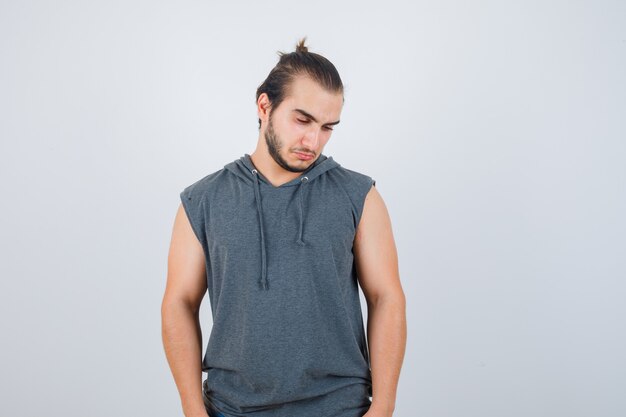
left=296, top=37, right=308, bottom=53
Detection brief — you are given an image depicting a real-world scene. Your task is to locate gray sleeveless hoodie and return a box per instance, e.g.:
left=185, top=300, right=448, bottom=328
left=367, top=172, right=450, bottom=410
left=180, top=153, right=376, bottom=417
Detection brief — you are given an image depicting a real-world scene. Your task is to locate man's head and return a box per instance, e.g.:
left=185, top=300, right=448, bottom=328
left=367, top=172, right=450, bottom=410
left=255, top=38, right=344, bottom=173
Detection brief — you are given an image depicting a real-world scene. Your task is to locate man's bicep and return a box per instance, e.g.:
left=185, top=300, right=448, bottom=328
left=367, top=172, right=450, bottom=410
left=163, top=203, right=207, bottom=311
left=353, top=186, right=402, bottom=305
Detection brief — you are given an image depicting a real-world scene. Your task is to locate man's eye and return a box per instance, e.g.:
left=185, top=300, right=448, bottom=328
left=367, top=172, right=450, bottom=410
left=297, top=118, right=333, bottom=131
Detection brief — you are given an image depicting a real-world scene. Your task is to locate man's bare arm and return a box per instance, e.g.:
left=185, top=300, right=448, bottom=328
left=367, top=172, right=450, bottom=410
left=161, top=203, right=209, bottom=417
left=354, top=185, right=406, bottom=417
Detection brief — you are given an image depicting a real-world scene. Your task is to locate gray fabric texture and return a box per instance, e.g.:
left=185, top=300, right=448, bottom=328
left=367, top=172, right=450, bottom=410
left=180, top=153, right=376, bottom=417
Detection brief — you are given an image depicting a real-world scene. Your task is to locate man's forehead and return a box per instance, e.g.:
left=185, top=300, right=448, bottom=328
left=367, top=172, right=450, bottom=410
left=283, top=76, right=343, bottom=108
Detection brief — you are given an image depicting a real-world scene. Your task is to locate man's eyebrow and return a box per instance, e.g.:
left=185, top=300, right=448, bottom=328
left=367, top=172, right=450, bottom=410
left=293, top=108, right=340, bottom=126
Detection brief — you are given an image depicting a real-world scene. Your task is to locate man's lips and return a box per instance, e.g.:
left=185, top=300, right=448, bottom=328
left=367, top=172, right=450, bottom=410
left=295, top=152, right=314, bottom=160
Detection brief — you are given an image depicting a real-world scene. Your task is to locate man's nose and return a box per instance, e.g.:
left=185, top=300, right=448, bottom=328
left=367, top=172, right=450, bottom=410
left=302, top=126, right=321, bottom=150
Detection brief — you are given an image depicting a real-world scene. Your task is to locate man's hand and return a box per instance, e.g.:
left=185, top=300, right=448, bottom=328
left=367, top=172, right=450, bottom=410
left=362, top=403, right=394, bottom=417
left=187, top=412, right=210, bottom=417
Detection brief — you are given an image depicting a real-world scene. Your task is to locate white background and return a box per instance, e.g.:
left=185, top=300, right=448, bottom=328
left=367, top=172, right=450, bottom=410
left=1, top=1, right=624, bottom=416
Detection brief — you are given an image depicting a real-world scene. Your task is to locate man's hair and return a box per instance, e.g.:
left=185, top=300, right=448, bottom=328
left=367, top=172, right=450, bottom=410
left=256, top=37, right=344, bottom=130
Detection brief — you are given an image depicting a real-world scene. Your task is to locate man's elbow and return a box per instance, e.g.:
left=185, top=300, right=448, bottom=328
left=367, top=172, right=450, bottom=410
left=161, top=293, right=201, bottom=317
left=367, top=286, right=405, bottom=309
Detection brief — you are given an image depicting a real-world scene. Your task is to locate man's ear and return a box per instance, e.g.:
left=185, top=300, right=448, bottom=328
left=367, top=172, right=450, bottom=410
left=257, top=93, right=272, bottom=124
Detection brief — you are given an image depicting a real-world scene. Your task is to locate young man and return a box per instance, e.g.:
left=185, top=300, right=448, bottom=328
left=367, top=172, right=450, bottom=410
left=162, top=38, right=406, bottom=417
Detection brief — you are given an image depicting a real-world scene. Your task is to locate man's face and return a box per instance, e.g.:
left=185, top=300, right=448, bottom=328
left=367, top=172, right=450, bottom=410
left=263, top=76, right=343, bottom=173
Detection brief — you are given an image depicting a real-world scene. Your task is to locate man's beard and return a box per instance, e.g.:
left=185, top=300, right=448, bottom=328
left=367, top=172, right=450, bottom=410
left=264, top=114, right=313, bottom=173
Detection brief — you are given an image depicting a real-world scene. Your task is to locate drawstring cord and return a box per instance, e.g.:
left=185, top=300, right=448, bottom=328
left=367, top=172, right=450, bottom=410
left=251, top=169, right=269, bottom=290
left=297, top=176, right=308, bottom=246
left=250, top=169, right=309, bottom=290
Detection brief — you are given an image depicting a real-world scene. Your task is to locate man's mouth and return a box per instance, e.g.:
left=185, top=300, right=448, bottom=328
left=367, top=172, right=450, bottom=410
left=294, top=152, right=314, bottom=160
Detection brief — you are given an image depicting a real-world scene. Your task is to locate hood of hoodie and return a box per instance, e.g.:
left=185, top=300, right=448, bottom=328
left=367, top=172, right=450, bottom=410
left=223, top=153, right=340, bottom=290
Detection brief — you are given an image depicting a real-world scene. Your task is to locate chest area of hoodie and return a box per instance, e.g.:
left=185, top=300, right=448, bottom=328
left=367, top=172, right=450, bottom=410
left=205, top=180, right=358, bottom=278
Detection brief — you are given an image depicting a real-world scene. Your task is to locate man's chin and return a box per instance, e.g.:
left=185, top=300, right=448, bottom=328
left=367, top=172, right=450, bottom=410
left=286, top=164, right=310, bottom=173
left=277, top=153, right=312, bottom=172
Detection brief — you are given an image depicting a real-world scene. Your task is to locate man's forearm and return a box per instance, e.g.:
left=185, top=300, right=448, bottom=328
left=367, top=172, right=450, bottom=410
left=161, top=300, right=207, bottom=417
left=366, top=293, right=407, bottom=416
